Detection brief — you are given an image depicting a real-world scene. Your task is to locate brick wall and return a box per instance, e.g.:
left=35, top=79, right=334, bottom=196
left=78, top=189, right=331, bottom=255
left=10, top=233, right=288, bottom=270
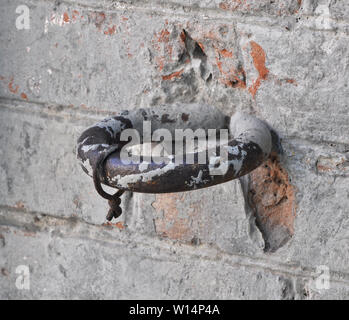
left=0, top=0, right=348, bottom=299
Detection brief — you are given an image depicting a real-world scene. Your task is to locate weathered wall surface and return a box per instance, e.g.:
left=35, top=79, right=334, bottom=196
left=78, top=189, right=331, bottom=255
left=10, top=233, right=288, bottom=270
left=0, top=0, right=348, bottom=299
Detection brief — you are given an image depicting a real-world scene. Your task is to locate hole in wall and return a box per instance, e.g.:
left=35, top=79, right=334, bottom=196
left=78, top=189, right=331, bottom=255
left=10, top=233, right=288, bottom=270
left=246, top=152, right=296, bottom=253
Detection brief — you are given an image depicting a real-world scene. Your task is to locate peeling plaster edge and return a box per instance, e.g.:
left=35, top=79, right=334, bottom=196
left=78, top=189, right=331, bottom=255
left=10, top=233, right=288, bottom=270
left=1, top=204, right=349, bottom=286
left=238, top=175, right=265, bottom=250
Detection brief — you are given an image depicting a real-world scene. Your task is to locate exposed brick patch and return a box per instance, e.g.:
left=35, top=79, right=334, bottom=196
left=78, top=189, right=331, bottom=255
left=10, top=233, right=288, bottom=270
left=152, top=193, right=191, bottom=241
left=248, top=41, right=269, bottom=98
left=248, top=153, right=296, bottom=252
left=152, top=193, right=201, bottom=242
left=146, top=24, right=289, bottom=108
left=63, top=12, right=70, bottom=23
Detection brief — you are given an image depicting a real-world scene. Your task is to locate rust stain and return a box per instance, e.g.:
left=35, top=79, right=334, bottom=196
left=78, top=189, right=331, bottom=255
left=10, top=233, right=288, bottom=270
left=248, top=41, right=269, bottom=98
left=162, top=69, right=184, bottom=81
left=8, top=78, right=19, bottom=94
left=249, top=153, right=296, bottom=250
left=20, top=93, right=28, bottom=100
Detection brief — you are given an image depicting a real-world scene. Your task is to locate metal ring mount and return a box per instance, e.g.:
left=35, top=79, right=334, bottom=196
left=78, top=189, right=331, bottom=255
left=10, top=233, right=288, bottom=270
left=77, top=103, right=280, bottom=220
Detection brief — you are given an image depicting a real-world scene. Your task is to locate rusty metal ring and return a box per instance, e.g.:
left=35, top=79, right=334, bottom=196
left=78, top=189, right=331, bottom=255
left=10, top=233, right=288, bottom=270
left=77, top=104, right=280, bottom=201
